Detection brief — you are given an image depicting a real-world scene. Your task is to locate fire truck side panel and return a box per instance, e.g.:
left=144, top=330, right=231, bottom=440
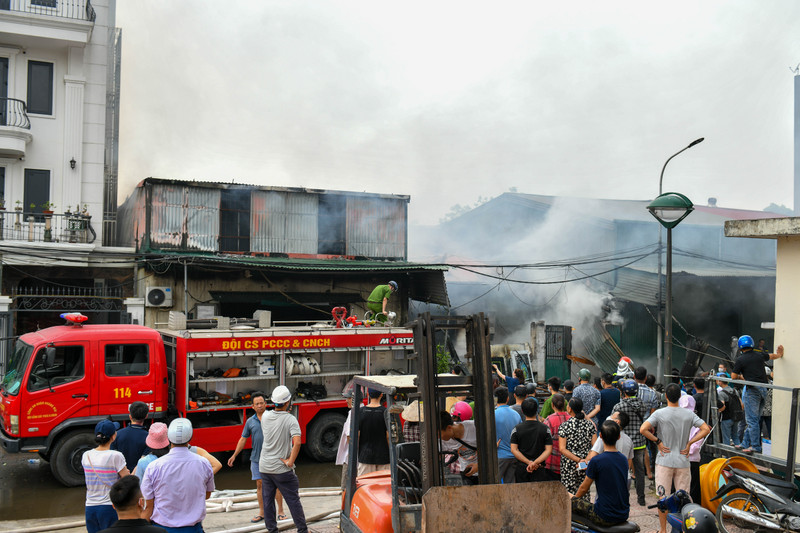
left=96, top=338, right=167, bottom=418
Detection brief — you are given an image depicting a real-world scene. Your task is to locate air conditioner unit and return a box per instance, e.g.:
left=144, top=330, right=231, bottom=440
left=146, top=287, right=173, bottom=308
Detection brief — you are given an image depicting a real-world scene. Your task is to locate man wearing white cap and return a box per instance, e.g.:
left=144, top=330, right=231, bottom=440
left=141, top=418, right=215, bottom=533
left=260, top=385, right=307, bottom=533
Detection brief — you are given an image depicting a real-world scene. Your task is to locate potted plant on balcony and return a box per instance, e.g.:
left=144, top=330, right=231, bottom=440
left=14, top=200, right=21, bottom=212
left=41, top=201, right=56, bottom=215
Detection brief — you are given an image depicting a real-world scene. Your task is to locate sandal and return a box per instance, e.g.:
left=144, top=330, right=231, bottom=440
left=277, top=514, right=288, bottom=521
left=250, top=516, right=263, bottom=523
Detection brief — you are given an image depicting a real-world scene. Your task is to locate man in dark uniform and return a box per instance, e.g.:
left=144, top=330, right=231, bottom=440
left=732, top=335, right=784, bottom=454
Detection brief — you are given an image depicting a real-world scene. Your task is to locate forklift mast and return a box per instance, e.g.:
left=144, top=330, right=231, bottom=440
left=415, top=313, right=498, bottom=490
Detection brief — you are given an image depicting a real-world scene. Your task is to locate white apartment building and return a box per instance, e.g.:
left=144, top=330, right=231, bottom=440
left=0, top=0, right=129, bottom=337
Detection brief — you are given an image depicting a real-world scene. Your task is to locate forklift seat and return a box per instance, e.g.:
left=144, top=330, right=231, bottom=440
left=395, top=442, right=422, bottom=504
left=396, top=442, right=420, bottom=466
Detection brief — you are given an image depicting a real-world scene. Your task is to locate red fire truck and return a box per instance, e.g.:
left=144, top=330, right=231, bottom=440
left=0, top=312, right=415, bottom=486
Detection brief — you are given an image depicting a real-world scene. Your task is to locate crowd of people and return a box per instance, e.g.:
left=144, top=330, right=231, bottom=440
left=471, top=335, right=784, bottom=532
left=82, top=385, right=308, bottom=533
left=78, top=333, right=783, bottom=533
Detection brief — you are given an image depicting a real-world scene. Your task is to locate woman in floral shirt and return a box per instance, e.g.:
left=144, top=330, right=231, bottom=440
left=558, top=398, right=597, bottom=499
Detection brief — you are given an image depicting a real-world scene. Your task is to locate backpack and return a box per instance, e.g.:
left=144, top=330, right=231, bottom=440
left=722, top=388, right=744, bottom=422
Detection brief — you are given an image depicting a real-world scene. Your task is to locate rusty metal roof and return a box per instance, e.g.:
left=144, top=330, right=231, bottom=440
left=133, top=177, right=411, bottom=202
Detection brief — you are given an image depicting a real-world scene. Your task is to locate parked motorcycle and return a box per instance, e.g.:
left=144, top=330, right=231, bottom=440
left=647, top=490, right=718, bottom=533
left=711, top=466, right=800, bottom=532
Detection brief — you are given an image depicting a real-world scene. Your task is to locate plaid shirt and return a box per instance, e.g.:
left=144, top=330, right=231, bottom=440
left=612, top=396, right=647, bottom=448
left=403, top=421, right=420, bottom=443
left=544, top=411, right=570, bottom=474
left=637, top=383, right=660, bottom=414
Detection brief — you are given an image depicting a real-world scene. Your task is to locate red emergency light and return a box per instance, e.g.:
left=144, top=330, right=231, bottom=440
left=60, top=312, right=89, bottom=325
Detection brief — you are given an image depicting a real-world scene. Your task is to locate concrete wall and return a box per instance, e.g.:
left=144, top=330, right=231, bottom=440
left=770, top=235, right=800, bottom=461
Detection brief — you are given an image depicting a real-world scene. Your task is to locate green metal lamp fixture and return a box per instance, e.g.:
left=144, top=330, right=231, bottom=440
left=647, top=192, right=694, bottom=229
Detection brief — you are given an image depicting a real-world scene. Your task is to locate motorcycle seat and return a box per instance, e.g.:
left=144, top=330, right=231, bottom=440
left=572, top=515, right=640, bottom=533
left=731, top=468, right=798, bottom=498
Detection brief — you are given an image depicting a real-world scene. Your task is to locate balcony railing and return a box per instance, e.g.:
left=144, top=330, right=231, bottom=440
left=0, top=0, right=96, bottom=22
left=0, top=210, right=96, bottom=244
left=0, top=98, right=30, bottom=129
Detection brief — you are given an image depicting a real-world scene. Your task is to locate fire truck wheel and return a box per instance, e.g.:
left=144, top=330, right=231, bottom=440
left=51, top=430, right=95, bottom=487
left=305, top=412, right=346, bottom=462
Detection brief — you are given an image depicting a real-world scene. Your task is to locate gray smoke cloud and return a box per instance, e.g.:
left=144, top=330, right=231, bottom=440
left=116, top=2, right=800, bottom=225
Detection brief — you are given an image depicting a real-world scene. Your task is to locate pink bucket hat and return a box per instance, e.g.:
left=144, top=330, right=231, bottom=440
left=146, top=422, right=169, bottom=449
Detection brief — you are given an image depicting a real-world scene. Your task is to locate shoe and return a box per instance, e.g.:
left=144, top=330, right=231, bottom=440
left=733, top=445, right=743, bottom=450
left=250, top=516, right=263, bottom=523
left=742, top=448, right=758, bottom=454
left=638, top=498, right=646, bottom=506
left=277, top=514, right=288, bottom=521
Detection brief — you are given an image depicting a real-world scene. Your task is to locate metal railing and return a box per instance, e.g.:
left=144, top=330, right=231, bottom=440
left=0, top=210, right=95, bottom=243
left=0, top=0, right=96, bottom=22
left=703, top=375, right=799, bottom=480
left=0, top=98, right=30, bottom=129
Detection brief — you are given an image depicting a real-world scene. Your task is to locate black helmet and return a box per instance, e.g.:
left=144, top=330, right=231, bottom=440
left=525, top=382, right=537, bottom=396
left=682, top=504, right=718, bottom=533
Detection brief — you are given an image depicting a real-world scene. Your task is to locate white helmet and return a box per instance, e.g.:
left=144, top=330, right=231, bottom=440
left=167, top=418, right=193, bottom=445
left=271, top=385, right=292, bottom=404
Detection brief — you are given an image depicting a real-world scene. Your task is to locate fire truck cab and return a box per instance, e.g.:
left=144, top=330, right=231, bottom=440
left=0, top=318, right=167, bottom=485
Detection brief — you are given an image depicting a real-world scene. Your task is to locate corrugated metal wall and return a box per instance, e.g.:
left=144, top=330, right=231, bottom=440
left=149, top=184, right=220, bottom=251
left=126, top=179, right=408, bottom=258
left=346, top=197, right=406, bottom=258
left=251, top=191, right=318, bottom=253
left=186, top=188, right=220, bottom=251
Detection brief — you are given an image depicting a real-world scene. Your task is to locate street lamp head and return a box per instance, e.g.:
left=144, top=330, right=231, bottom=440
left=688, top=137, right=704, bottom=148
left=647, top=192, right=694, bottom=229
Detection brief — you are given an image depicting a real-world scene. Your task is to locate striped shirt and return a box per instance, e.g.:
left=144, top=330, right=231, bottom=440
left=637, top=383, right=660, bottom=414
left=82, top=448, right=126, bottom=506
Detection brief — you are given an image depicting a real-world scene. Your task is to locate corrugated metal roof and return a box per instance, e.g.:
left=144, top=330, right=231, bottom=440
left=612, top=268, right=661, bottom=306
left=579, top=320, right=628, bottom=374
left=135, top=177, right=411, bottom=202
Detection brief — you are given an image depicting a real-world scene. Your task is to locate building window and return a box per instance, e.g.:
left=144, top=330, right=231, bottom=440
left=31, top=0, right=57, bottom=7
left=318, top=195, right=346, bottom=255
left=24, top=169, right=49, bottom=217
left=219, top=189, right=250, bottom=252
left=27, top=61, right=53, bottom=115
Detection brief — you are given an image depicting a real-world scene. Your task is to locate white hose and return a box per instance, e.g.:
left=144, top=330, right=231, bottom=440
left=212, top=510, right=341, bottom=533
left=2, top=521, right=86, bottom=533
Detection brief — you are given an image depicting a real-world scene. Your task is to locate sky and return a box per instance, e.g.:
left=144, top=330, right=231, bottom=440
left=115, top=1, right=800, bottom=226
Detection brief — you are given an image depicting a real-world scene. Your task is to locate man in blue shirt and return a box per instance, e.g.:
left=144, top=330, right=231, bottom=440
left=494, top=386, right=523, bottom=483
left=113, top=401, right=150, bottom=471
left=570, top=420, right=630, bottom=527
left=227, top=392, right=284, bottom=523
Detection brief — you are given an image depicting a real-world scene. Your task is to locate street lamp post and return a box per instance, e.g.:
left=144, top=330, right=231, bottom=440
left=655, top=138, right=704, bottom=384
left=648, top=192, right=694, bottom=383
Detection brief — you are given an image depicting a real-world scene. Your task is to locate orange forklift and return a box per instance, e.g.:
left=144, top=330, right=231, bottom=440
left=339, top=313, right=570, bottom=533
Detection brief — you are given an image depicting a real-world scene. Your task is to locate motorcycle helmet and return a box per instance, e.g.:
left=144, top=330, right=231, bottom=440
left=621, top=379, right=639, bottom=396
left=578, top=368, right=592, bottom=381
left=681, top=503, right=717, bottom=533
left=525, top=382, right=537, bottom=397
left=451, top=401, right=473, bottom=422
left=738, top=335, right=754, bottom=350
left=388, top=281, right=398, bottom=292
